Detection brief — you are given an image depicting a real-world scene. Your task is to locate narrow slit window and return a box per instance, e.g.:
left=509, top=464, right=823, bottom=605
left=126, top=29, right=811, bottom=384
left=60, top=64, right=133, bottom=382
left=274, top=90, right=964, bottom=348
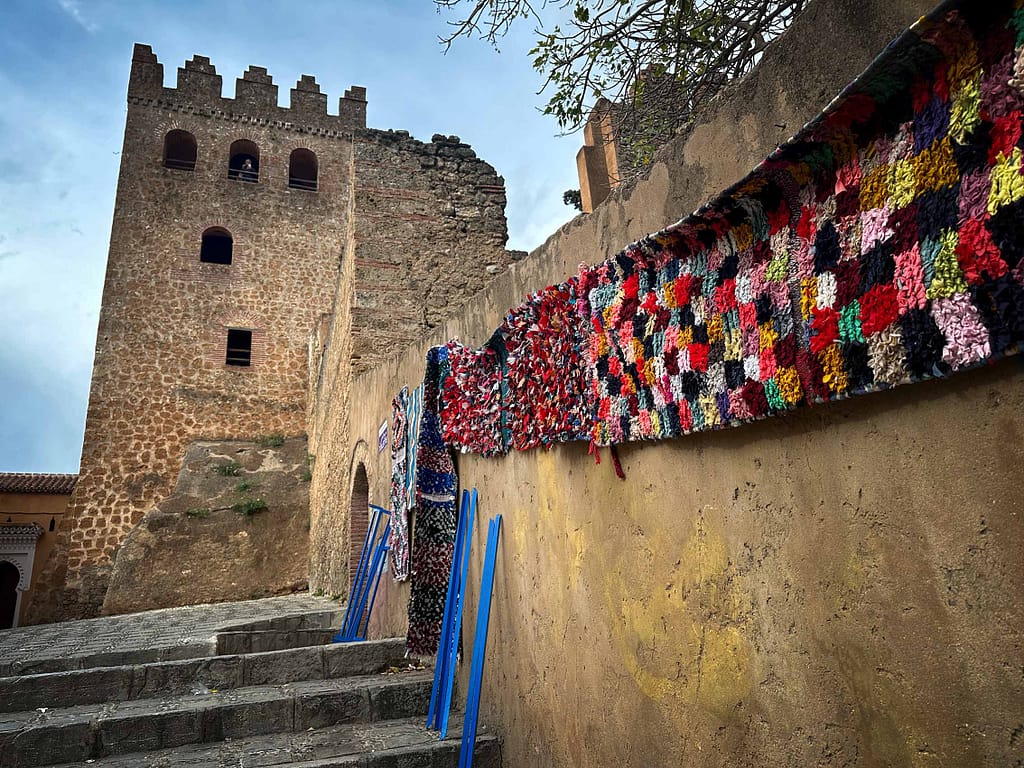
left=163, top=130, right=197, bottom=171
left=228, top=139, right=260, bottom=182
left=226, top=329, right=252, bottom=367
left=200, top=227, right=233, bottom=264
left=288, top=148, right=318, bottom=191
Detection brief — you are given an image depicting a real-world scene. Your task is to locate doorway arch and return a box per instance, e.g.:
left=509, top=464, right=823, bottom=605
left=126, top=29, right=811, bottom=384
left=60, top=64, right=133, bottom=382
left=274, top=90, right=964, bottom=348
left=349, top=463, right=370, bottom=589
left=0, top=561, right=20, bottom=629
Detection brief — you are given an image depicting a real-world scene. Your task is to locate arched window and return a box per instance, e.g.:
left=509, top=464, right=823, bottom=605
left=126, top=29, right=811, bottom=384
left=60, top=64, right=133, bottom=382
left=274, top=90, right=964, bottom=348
left=163, top=130, right=197, bottom=171
left=228, top=139, right=259, bottom=182
left=200, top=227, right=233, bottom=264
left=288, top=148, right=318, bottom=191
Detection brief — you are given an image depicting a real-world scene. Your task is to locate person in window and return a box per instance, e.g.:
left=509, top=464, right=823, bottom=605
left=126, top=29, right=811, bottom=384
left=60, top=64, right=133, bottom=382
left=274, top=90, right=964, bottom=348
left=241, top=158, right=256, bottom=183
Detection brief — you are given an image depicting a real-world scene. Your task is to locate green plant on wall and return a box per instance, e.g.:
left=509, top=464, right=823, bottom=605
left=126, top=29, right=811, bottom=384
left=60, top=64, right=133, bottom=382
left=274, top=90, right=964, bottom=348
left=215, top=461, right=242, bottom=477
left=233, top=497, right=268, bottom=517
left=257, top=433, right=285, bottom=448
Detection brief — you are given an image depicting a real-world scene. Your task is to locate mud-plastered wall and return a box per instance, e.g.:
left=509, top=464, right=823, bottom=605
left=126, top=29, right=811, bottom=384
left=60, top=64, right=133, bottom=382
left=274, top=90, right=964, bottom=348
left=307, top=129, right=514, bottom=601
left=318, top=0, right=1024, bottom=765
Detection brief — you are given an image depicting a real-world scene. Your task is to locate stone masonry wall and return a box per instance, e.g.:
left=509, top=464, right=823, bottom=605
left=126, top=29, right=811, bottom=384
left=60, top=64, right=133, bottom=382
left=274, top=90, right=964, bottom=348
left=313, top=0, right=1024, bottom=765
left=26, top=46, right=357, bottom=622
left=350, top=130, right=516, bottom=374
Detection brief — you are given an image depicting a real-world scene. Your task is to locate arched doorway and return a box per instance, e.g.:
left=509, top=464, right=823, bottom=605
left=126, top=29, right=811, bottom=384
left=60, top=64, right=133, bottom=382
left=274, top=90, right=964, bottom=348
left=349, top=463, right=369, bottom=589
left=0, top=561, right=20, bottom=629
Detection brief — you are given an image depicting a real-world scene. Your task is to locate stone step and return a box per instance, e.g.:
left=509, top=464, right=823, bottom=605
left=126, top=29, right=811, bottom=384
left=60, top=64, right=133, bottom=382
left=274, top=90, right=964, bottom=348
left=0, top=605, right=345, bottom=677
left=215, top=628, right=337, bottom=655
left=0, top=639, right=410, bottom=713
left=0, top=671, right=433, bottom=768
left=43, top=717, right=501, bottom=768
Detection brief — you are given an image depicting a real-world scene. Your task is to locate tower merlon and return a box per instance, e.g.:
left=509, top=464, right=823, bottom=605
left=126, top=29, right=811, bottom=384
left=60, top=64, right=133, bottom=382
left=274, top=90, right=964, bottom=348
left=290, top=75, right=328, bottom=119
left=339, top=86, right=367, bottom=129
left=176, top=55, right=223, bottom=105
left=236, top=65, right=279, bottom=110
left=128, top=43, right=163, bottom=99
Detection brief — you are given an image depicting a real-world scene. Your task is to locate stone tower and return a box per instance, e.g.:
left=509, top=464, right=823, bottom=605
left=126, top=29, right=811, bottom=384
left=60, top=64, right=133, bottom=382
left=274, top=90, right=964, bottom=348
left=27, top=45, right=515, bottom=623
left=29, top=45, right=365, bottom=620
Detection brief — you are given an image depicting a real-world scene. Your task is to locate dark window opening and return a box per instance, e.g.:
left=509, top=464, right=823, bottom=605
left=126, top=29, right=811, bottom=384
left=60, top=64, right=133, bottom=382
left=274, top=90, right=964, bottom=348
left=226, top=328, right=253, bottom=367
left=49, top=517, right=55, bottom=532
left=289, top=148, right=318, bottom=191
left=163, top=130, right=197, bottom=171
left=200, top=227, right=233, bottom=265
left=228, top=139, right=260, bottom=182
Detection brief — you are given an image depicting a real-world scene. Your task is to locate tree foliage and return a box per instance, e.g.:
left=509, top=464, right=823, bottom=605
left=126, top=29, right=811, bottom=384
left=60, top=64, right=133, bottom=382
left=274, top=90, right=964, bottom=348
left=436, top=0, right=808, bottom=174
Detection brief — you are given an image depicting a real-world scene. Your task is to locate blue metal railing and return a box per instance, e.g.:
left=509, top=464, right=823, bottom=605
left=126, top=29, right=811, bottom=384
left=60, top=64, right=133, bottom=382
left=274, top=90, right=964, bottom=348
left=334, top=503, right=391, bottom=642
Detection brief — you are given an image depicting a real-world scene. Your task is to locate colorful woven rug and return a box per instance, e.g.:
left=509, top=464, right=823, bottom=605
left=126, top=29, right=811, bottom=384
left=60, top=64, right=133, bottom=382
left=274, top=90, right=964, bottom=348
left=501, top=279, right=593, bottom=450
left=387, top=386, right=410, bottom=581
left=406, top=346, right=458, bottom=656
left=578, top=0, right=1024, bottom=444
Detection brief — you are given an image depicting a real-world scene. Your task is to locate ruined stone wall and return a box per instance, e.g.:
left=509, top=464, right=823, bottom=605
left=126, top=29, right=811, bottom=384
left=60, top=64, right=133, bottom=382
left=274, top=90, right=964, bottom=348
left=317, top=0, right=1024, bottom=765
left=350, top=131, right=515, bottom=374
left=27, top=46, right=357, bottom=622
left=308, top=129, right=517, bottom=600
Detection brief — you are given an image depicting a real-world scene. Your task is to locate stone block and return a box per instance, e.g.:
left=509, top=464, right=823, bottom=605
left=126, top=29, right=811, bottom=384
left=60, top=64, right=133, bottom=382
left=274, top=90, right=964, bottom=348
left=367, top=677, right=432, bottom=721
left=323, top=638, right=406, bottom=678
left=96, top=703, right=206, bottom=755
left=0, top=719, right=94, bottom=768
left=293, top=683, right=370, bottom=730
left=367, top=744, right=435, bottom=768
left=0, top=665, right=133, bottom=712
left=217, top=690, right=294, bottom=739
left=244, top=644, right=324, bottom=686
left=131, top=655, right=245, bottom=698
left=215, top=632, right=253, bottom=655
left=86, top=648, right=159, bottom=668
left=5, top=658, right=76, bottom=676
left=158, top=642, right=215, bottom=663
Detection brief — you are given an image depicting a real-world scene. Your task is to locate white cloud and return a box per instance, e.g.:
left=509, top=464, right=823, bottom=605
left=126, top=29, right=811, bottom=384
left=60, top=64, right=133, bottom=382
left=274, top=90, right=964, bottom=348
left=57, top=0, right=99, bottom=33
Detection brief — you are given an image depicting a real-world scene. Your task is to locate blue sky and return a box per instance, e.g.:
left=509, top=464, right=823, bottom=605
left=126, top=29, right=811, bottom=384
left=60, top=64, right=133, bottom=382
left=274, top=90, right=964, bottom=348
left=0, top=0, right=581, bottom=473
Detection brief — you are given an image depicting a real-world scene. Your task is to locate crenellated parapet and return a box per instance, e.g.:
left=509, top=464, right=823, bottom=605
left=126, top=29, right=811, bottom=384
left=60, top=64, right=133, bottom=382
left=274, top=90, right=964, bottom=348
left=127, top=43, right=367, bottom=132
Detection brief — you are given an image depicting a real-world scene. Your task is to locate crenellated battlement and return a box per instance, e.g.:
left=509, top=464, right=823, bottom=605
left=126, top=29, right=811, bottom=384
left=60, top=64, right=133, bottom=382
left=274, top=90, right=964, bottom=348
left=128, top=43, right=367, bottom=130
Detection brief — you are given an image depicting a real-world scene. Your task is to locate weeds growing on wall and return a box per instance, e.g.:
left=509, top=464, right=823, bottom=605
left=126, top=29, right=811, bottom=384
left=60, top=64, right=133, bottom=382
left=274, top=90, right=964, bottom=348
left=257, top=433, right=285, bottom=448
left=233, top=497, right=268, bottom=516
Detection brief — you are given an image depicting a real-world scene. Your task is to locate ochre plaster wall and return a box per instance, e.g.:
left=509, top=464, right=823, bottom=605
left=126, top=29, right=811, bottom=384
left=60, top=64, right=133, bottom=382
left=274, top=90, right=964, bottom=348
left=312, top=0, right=1023, bottom=765
left=307, top=131, right=515, bottom=602
left=0, top=492, right=69, bottom=626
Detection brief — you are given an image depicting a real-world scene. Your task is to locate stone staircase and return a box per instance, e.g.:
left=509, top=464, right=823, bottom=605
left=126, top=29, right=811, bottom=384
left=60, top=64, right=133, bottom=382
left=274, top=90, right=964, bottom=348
left=0, top=602, right=499, bottom=767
